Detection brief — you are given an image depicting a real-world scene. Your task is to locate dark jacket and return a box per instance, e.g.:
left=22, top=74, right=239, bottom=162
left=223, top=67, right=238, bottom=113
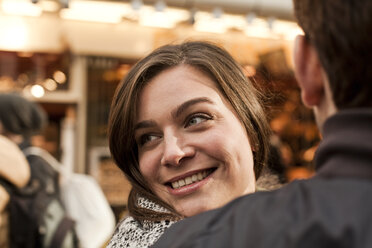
left=153, top=109, right=372, bottom=248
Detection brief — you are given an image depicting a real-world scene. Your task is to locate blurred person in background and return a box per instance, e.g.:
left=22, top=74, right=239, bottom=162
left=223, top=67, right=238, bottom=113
left=0, top=93, right=77, bottom=248
left=0, top=135, right=30, bottom=248
left=107, top=41, right=274, bottom=247
left=0, top=93, right=48, bottom=248
left=153, top=0, right=372, bottom=247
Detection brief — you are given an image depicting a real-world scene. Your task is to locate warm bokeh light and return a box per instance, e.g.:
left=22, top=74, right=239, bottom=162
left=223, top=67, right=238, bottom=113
left=43, top=78, right=58, bottom=91
left=30, top=84, right=45, bottom=98
left=53, top=70, right=66, bottom=84
left=243, top=65, right=257, bottom=77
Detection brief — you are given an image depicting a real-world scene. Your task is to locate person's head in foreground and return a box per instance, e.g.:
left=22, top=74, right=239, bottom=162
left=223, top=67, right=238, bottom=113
left=293, top=0, right=372, bottom=125
left=108, top=41, right=271, bottom=221
left=151, top=0, right=372, bottom=247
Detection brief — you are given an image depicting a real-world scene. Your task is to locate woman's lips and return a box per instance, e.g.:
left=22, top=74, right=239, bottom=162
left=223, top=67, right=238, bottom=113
left=166, top=168, right=216, bottom=196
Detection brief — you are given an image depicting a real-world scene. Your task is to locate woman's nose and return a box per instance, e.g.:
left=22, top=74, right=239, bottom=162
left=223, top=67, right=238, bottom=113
left=160, top=133, right=186, bottom=167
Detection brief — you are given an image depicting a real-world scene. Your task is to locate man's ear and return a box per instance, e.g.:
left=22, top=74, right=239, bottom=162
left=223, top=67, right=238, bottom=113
left=294, top=35, right=325, bottom=107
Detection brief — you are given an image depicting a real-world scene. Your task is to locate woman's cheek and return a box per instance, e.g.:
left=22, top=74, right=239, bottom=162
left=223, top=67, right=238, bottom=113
left=138, top=151, right=159, bottom=179
left=199, top=131, right=230, bottom=159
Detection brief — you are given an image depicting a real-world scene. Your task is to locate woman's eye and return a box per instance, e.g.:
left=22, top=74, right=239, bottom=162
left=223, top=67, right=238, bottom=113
left=139, top=134, right=159, bottom=146
left=185, top=114, right=210, bottom=127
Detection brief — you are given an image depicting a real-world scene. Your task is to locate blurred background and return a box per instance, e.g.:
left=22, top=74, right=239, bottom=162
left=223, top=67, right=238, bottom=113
left=0, top=0, right=319, bottom=220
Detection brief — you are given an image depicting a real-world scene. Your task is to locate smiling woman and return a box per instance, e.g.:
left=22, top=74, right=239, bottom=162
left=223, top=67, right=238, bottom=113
left=107, top=41, right=271, bottom=247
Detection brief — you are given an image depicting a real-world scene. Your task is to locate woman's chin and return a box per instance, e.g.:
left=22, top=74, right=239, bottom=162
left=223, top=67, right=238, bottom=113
left=177, top=201, right=224, bottom=217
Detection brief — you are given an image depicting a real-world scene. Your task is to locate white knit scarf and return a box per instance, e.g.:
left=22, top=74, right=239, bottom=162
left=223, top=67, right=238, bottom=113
left=106, top=197, right=176, bottom=248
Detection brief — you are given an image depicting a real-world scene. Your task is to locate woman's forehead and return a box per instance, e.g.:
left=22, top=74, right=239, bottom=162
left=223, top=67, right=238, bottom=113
left=138, top=66, right=221, bottom=106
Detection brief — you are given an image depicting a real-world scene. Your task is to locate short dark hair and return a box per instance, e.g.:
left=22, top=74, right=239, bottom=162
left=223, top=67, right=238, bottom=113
left=293, top=0, right=372, bottom=109
left=108, top=41, right=271, bottom=222
left=0, top=93, right=47, bottom=138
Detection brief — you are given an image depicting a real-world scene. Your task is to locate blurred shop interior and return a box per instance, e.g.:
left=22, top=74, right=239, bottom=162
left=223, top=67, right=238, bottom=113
left=0, top=0, right=320, bottom=219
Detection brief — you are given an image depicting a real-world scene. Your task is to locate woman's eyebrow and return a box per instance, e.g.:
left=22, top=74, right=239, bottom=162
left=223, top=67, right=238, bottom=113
left=171, top=97, right=214, bottom=118
left=134, top=120, right=157, bottom=131
left=135, top=97, right=213, bottom=131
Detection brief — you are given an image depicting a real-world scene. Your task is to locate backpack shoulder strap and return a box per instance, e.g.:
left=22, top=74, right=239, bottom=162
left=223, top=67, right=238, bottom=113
left=49, top=217, right=76, bottom=248
left=23, top=147, right=61, bottom=173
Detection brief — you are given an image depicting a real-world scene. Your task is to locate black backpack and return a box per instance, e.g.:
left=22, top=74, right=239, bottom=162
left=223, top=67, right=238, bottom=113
left=0, top=147, right=78, bottom=248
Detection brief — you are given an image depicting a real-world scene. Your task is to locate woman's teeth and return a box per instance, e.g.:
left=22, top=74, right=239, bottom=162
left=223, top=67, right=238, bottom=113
left=171, top=171, right=209, bottom=189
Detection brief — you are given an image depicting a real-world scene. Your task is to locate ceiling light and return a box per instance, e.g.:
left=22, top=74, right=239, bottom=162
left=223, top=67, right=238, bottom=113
left=0, top=18, right=29, bottom=50
left=60, top=1, right=126, bottom=23
left=194, top=11, right=245, bottom=34
left=1, top=0, right=42, bottom=17
left=138, top=6, right=189, bottom=29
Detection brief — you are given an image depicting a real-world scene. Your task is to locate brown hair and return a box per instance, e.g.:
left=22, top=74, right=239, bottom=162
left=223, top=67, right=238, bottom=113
left=293, top=0, right=372, bottom=109
left=108, top=41, right=271, bottom=222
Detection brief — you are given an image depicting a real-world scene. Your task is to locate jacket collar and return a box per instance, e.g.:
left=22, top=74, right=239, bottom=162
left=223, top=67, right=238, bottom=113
left=315, top=108, right=372, bottom=179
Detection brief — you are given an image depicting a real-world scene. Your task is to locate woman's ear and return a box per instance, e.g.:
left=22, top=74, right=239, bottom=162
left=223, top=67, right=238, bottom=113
left=293, top=35, right=325, bottom=107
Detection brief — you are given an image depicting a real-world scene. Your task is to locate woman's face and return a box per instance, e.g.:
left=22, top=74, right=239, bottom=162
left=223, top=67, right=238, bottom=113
left=135, top=65, right=255, bottom=217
